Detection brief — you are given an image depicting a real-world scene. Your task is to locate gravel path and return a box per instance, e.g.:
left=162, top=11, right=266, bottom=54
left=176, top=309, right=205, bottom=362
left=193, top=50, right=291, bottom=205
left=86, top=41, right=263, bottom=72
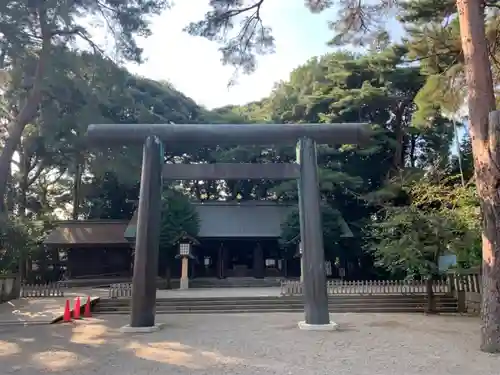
left=0, top=313, right=497, bottom=375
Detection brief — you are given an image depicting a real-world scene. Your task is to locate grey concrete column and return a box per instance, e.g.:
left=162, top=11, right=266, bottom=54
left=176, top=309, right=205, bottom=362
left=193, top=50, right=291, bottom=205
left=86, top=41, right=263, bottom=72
left=129, top=136, right=163, bottom=328
left=296, top=137, right=331, bottom=328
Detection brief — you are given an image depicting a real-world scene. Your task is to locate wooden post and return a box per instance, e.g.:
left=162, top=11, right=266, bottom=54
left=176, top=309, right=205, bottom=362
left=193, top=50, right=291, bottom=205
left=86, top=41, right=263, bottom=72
left=253, top=243, right=264, bottom=279
left=180, top=257, right=189, bottom=289
left=457, top=290, right=467, bottom=313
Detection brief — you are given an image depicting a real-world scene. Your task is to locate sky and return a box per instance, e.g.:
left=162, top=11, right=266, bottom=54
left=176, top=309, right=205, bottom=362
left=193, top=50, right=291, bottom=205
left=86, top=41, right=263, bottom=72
left=124, top=0, right=404, bottom=110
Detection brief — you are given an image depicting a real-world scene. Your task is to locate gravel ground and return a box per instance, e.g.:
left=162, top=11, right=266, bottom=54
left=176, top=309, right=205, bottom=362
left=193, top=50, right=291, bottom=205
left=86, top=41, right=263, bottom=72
left=0, top=313, right=497, bottom=375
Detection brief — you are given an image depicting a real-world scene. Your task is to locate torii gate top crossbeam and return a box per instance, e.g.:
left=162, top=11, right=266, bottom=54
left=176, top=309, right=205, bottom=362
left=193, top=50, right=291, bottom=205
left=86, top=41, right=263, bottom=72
left=86, top=123, right=370, bottom=146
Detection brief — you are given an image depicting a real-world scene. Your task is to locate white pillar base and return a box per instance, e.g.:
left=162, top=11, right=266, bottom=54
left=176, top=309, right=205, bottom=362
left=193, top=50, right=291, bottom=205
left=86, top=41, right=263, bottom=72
left=180, top=277, right=189, bottom=290
left=298, top=321, right=338, bottom=331
left=119, top=323, right=163, bottom=333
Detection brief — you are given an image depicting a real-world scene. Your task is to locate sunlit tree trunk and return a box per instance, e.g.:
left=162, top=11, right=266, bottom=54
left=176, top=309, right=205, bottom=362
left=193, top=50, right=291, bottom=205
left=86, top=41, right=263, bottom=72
left=72, top=160, right=82, bottom=220
left=0, top=5, right=51, bottom=214
left=456, top=0, right=500, bottom=352
left=18, top=148, right=29, bottom=281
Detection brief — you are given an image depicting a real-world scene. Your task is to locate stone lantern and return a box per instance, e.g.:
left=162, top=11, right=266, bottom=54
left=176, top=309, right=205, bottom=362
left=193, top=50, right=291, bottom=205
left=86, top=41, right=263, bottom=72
left=174, top=235, right=198, bottom=290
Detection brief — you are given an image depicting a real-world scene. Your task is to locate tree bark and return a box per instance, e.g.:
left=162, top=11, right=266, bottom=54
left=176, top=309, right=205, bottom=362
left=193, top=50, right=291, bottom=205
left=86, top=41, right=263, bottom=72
left=456, top=0, right=500, bottom=352
left=72, top=160, right=82, bottom=220
left=0, top=4, right=51, bottom=213
left=17, top=147, right=29, bottom=281
left=409, top=134, right=416, bottom=168
left=392, top=103, right=406, bottom=170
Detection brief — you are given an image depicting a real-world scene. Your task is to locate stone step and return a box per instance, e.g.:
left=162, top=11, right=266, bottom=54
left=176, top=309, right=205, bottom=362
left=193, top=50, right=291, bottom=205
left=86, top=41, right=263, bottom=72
left=97, top=302, right=458, bottom=312
left=189, top=279, right=282, bottom=288
left=97, top=298, right=457, bottom=307
left=189, top=283, right=280, bottom=288
left=97, top=295, right=457, bottom=306
left=96, top=305, right=459, bottom=314
left=95, top=294, right=458, bottom=314
left=99, top=299, right=457, bottom=308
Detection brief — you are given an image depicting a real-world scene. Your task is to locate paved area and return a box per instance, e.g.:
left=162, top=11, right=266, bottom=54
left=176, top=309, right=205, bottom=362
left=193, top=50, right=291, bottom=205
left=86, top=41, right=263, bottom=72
left=155, top=287, right=282, bottom=298
left=0, top=313, right=497, bottom=374
left=46, top=286, right=283, bottom=300
left=0, top=288, right=281, bottom=324
left=94, top=286, right=282, bottom=298
left=0, top=291, right=97, bottom=325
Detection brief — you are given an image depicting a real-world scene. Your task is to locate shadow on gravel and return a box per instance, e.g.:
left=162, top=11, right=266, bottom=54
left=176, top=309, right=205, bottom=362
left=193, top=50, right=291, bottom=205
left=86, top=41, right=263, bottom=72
left=0, top=313, right=497, bottom=375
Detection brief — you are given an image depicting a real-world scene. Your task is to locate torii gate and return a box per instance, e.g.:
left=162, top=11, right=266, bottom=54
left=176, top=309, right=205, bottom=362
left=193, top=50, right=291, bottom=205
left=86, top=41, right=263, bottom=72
left=86, top=122, right=370, bottom=331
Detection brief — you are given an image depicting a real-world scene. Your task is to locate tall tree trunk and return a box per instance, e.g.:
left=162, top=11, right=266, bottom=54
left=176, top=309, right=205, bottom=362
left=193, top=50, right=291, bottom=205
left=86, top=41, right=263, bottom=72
left=391, top=102, right=409, bottom=171
left=0, top=5, right=51, bottom=213
left=409, top=134, right=416, bottom=168
left=457, top=0, right=500, bottom=352
left=72, top=160, right=82, bottom=220
left=17, top=149, right=29, bottom=281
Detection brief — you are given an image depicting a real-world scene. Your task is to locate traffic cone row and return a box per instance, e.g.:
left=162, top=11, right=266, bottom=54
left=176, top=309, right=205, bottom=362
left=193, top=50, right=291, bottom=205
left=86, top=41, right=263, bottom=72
left=63, top=296, right=92, bottom=322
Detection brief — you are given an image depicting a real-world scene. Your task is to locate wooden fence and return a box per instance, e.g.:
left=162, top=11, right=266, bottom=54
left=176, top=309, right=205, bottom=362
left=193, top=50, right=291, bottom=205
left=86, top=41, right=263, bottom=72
left=109, top=283, right=133, bottom=299
left=20, top=283, right=65, bottom=298
left=448, top=273, right=481, bottom=293
left=448, top=272, right=481, bottom=314
left=280, top=279, right=451, bottom=296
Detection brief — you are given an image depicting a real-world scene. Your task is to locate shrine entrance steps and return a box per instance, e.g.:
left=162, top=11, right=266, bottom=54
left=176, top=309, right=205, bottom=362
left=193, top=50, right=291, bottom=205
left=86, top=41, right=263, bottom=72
left=94, top=294, right=459, bottom=315
left=189, top=277, right=282, bottom=288
left=59, top=277, right=282, bottom=289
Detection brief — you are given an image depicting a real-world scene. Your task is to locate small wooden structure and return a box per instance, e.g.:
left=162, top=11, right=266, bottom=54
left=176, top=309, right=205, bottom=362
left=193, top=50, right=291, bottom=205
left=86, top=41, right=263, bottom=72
left=43, top=220, right=133, bottom=279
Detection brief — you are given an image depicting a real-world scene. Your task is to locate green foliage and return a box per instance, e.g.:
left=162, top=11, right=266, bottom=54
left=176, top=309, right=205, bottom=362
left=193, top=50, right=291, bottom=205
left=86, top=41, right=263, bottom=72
left=0, top=216, right=49, bottom=274
left=1, top=0, right=487, bottom=280
left=365, top=173, right=481, bottom=278
left=410, top=179, right=481, bottom=268
left=82, top=172, right=139, bottom=220
left=184, top=0, right=398, bottom=73
left=0, top=0, right=170, bottom=66
left=280, top=205, right=344, bottom=260
left=158, top=190, right=200, bottom=256
left=184, top=0, right=274, bottom=76
left=366, top=205, right=474, bottom=279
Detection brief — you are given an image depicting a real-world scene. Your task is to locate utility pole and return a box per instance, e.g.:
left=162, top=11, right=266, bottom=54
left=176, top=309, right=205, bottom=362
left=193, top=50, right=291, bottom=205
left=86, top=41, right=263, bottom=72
left=456, top=0, right=500, bottom=352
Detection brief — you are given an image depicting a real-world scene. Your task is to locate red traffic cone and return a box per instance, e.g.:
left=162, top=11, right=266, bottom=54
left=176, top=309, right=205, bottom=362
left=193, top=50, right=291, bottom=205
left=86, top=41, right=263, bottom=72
left=84, top=296, right=92, bottom=318
left=73, top=297, right=81, bottom=319
left=63, top=299, right=72, bottom=322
